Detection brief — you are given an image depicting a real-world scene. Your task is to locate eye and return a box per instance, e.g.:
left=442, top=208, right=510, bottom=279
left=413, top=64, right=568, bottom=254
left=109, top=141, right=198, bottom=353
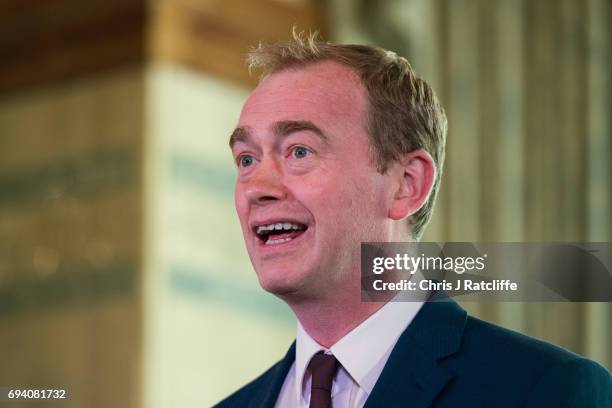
left=291, top=146, right=312, bottom=159
left=238, top=155, right=255, bottom=167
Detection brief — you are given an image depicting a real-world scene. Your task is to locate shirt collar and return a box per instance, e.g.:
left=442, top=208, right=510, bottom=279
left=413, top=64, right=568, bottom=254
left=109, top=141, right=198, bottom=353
left=295, top=320, right=324, bottom=404
left=294, top=298, right=424, bottom=403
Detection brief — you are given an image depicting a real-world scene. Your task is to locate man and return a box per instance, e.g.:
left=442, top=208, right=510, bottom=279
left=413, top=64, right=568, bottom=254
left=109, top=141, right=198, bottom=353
left=217, top=33, right=611, bottom=407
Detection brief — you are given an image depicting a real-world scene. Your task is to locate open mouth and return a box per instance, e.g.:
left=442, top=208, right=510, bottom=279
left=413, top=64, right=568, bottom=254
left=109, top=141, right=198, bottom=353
left=254, top=222, right=308, bottom=245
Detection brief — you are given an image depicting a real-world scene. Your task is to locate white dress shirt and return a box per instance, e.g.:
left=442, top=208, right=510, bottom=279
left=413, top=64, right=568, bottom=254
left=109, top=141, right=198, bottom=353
left=274, top=299, right=424, bottom=408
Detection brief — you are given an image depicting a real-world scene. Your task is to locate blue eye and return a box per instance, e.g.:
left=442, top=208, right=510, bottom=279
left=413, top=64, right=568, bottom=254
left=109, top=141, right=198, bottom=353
left=292, top=146, right=311, bottom=159
left=239, top=155, right=255, bottom=167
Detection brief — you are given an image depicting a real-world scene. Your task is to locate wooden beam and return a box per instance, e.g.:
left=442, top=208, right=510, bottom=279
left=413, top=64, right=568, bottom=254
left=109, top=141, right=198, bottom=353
left=0, top=0, right=327, bottom=95
left=0, top=0, right=145, bottom=95
left=150, top=0, right=328, bottom=86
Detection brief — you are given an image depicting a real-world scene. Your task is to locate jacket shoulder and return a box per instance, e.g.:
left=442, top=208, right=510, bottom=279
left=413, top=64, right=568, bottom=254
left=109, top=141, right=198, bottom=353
left=524, top=355, right=612, bottom=407
left=462, top=315, right=583, bottom=366
left=443, top=314, right=611, bottom=406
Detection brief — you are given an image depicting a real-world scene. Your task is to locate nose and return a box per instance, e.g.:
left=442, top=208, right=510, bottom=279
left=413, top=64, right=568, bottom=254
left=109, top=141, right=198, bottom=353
left=243, top=158, right=287, bottom=205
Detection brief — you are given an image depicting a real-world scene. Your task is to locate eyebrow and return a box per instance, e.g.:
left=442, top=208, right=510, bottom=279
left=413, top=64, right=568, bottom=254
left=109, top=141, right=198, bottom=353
left=229, top=120, right=328, bottom=149
left=273, top=120, right=329, bottom=142
left=229, top=126, right=251, bottom=149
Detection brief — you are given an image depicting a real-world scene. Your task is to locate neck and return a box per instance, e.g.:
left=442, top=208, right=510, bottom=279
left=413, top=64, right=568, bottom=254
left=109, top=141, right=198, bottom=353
left=285, top=228, right=413, bottom=347
left=285, top=279, right=389, bottom=348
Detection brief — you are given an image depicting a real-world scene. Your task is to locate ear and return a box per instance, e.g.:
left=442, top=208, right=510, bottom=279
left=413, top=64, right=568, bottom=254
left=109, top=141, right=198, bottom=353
left=388, top=149, right=436, bottom=221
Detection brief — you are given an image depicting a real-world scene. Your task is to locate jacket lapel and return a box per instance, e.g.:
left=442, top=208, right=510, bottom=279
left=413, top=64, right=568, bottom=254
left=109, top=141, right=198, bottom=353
left=251, top=341, right=296, bottom=408
left=364, top=296, right=468, bottom=408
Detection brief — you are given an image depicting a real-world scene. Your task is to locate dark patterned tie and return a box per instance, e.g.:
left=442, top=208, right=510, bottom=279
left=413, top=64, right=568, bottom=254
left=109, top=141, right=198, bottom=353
left=308, top=352, right=340, bottom=408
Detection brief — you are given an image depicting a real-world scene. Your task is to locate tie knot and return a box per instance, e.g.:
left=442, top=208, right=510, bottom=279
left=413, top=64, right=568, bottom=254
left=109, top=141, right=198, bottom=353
left=308, top=352, right=340, bottom=392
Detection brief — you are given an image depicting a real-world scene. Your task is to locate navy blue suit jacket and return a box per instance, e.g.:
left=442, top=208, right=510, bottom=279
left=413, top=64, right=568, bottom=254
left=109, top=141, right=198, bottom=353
left=216, top=298, right=612, bottom=407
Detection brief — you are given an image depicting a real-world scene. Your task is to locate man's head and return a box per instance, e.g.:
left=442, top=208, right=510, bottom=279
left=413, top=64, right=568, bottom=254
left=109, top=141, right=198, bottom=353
left=245, top=33, right=448, bottom=239
left=230, top=33, right=447, bottom=301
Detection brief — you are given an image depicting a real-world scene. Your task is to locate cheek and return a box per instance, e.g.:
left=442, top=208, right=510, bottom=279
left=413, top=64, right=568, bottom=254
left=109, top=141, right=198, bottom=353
left=306, top=181, right=370, bottom=232
left=290, top=168, right=385, bottom=221
left=234, top=186, right=248, bottom=224
left=302, top=172, right=378, bottom=211
left=341, top=178, right=389, bottom=238
left=342, top=175, right=383, bottom=212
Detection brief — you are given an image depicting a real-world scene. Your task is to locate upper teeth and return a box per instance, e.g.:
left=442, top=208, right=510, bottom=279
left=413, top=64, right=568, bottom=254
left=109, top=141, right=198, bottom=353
left=257, top=222, right=303, bottom=234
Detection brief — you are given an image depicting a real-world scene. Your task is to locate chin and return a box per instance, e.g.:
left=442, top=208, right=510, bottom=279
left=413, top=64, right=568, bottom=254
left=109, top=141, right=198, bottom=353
left=259, top=281, right=303, bottom=300
left=256, top=269, right=309, bottom=298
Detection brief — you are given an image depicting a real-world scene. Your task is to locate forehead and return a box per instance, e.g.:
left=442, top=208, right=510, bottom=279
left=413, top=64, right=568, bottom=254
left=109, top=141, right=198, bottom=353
left=238, top=61, right=368, bottom=132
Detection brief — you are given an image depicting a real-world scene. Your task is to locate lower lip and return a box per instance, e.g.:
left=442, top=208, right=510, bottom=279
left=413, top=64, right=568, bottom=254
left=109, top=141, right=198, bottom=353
left=255, top=228, right=311, bottom=252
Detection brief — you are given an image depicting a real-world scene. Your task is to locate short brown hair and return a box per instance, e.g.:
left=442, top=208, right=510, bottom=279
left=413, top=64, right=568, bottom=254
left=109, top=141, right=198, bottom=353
left=247, top=31, right=447, bottom=240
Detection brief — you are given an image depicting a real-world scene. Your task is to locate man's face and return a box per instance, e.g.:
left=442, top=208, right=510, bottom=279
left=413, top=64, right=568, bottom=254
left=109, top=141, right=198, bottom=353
left=231, top=61, right=394, bottom=300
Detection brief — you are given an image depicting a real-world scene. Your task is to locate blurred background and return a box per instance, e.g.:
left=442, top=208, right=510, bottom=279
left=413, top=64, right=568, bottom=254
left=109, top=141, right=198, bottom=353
left=0, top=0, right=610, bottom=407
